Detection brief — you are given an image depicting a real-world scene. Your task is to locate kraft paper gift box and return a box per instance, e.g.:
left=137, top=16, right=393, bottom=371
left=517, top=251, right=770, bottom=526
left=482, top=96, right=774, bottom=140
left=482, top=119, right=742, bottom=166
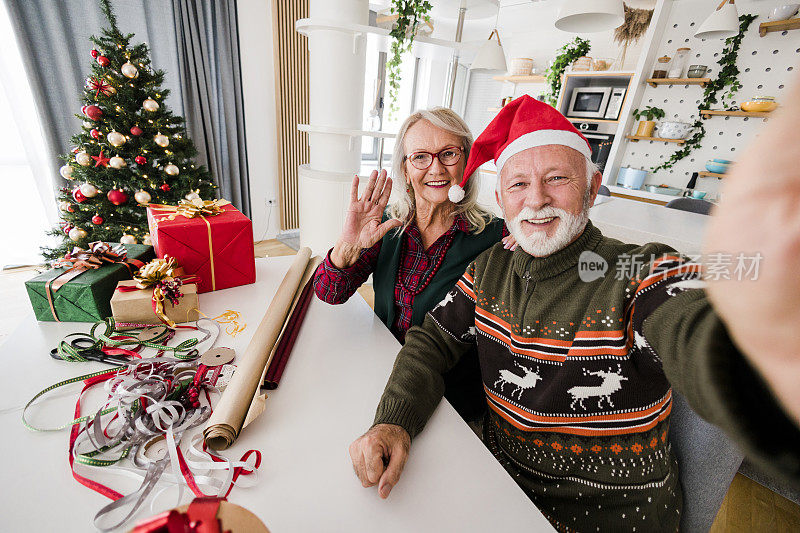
left=146, top=202, right=255, bottom=293
left=110, top=280, right=199, bottom=330
left=25, top=243, right=155, bottom=322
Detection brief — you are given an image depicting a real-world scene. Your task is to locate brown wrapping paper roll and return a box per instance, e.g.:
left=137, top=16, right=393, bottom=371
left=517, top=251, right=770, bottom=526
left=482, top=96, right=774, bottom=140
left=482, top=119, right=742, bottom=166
left=203, top=248, right=312, bottom=450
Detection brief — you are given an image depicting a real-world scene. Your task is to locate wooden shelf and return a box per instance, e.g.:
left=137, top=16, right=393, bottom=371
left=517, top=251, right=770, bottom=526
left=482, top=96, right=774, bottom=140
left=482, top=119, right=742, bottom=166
left=492, top=75, right=546, bottom=83
left=700, top=109, right=772, bottom=119
left=646, top=78, right=711, bottom=88
left=626, top=135, right=686, bottom=144
left=759, top=18, right=800, bottom=37
left=698, top=171, right=726, bottom=178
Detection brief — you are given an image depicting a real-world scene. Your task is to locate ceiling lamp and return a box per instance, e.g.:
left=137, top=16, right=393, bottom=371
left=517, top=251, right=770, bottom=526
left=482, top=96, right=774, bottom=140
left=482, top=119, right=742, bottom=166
left=555, top=0, right=625, bottom=33
left=694, top=0, right=739, bottom=40
left=471, top=29, right=507, bottom=72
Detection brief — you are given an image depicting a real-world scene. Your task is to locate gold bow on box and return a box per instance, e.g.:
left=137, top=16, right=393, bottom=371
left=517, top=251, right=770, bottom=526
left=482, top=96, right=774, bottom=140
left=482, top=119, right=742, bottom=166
left=116, top=256, right=198, bottom=328
left=150, top=198, right=231, bottom=221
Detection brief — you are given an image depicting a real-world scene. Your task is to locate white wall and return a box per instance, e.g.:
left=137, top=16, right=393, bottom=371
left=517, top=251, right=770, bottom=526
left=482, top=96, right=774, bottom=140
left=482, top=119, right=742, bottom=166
left=237, top=0, right=281, bottom=241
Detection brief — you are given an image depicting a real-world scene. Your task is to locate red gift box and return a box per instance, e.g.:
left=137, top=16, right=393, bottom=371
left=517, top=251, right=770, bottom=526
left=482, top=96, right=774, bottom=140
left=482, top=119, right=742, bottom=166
left=146, top=202, right=255, bottom=293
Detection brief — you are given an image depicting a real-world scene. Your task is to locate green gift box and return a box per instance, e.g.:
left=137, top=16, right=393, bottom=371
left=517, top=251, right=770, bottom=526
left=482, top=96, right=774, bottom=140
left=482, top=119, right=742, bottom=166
left=25, top=243, right=155, bottom=322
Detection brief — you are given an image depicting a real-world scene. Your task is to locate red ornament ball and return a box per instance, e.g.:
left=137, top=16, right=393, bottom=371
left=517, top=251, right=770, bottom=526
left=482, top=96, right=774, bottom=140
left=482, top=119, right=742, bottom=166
left=63, top=224, right=73, bottom=235
left=97, top=55, right=110, bottom=67
left=134, top=155, right=147, bottom=165
left=84, top=105, right=103, bottom=121
left=107, top=188, right=128, bottom=206
left=90, top=129, right=102, bottom=140
left=91, top=49, right=99, bottom=58
left=91, top=215, right=104, bottom=225
left=73, top=189, right=87, bottom=203
left=130, top=126, right=143, bottom=136
left=160, top=183, right=171, bottom=192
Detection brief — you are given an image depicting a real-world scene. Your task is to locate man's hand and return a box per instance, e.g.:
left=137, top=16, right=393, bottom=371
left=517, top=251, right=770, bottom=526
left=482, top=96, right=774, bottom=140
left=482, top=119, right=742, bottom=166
left=704, top=71, right=800, bottom=425
left=349, top=423, right=411, bottom=499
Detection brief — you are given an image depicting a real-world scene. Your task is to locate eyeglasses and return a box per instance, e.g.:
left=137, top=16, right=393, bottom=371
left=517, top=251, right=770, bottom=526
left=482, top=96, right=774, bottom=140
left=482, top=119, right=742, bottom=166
left=404, top=146, right=463, bottom=170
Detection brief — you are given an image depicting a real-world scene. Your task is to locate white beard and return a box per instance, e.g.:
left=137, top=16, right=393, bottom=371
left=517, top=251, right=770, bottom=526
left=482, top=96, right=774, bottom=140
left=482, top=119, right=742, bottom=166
left=507, top=204, right=589, bottom=257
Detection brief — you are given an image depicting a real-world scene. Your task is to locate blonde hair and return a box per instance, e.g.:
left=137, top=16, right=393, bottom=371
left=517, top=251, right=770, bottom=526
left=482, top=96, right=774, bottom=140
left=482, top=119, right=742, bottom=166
left=388, top=107, right=495, bottom=234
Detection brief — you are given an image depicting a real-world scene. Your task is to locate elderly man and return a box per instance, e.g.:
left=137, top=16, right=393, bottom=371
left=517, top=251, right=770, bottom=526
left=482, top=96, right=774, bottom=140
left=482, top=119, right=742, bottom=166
left=349, top=94, right=800, bottom=532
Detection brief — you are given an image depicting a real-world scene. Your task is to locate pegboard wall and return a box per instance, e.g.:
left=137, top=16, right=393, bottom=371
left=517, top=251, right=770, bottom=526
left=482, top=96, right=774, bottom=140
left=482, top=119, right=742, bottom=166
left=615, top=0, right=799, bottom=200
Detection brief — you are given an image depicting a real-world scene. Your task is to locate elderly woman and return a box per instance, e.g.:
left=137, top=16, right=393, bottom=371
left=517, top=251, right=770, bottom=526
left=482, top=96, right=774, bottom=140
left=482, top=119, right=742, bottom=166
left=313, top=107, right=512, bottom=422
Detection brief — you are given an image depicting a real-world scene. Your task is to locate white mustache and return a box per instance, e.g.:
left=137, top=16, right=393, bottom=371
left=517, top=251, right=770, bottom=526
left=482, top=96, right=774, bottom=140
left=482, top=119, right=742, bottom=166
left=512, top=206, right=569, bottom=224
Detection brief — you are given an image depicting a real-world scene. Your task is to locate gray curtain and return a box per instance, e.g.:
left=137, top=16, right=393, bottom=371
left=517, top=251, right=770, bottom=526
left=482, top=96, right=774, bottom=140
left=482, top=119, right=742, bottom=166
left=173, top=0, right=250, bottom=216
left=4, top=0, right=250, bottom=215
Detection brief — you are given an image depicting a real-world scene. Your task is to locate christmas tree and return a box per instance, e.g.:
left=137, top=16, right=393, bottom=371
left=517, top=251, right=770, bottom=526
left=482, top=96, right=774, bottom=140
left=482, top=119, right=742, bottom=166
left=44, top=0, right=216, bottom=261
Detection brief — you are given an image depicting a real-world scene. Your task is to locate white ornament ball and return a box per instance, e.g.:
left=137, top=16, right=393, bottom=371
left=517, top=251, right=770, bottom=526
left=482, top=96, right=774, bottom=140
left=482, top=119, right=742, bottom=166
left=76, top=151, right=91, bottom=166
left=83, top=121, right=93, bottom=128
left=164, top=164, right=179, bottom=176
left=185, top=191, right=201, bottom=201
left=143, top=233, right=153, bottom=245
left=59, top=164, right=74, bottom=179
left=58, top=200, right=72, bottom=212
left=142, top=98, right=159, bottom=112
left=154, top=133, right=169, bottom=147
left=68, top=227, right=88, bottom=242
left=109, top=156, right=126, bottom=169
left=134, top=190, right=152, bottom=205
left=107, top=131, right=126, bottom=147
left=121, top=62, right=139, bottom=79
left=79, top=183, right=99, bottom=198
left=120, top=234, right=137, bottom=245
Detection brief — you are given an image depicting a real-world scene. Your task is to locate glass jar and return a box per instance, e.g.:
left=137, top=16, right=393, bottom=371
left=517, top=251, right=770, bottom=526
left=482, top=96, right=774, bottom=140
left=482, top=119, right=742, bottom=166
left=652, top=56, right=670, bottom=79
left=667, top=48, right=690, bottom=78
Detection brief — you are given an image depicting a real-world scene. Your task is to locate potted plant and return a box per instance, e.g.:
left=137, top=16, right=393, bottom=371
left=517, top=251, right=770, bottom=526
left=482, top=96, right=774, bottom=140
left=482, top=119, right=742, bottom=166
left=386, top=0, right=432, bottom=119
left=632, top=106, right=665, bottom=137
left=544, top=37, right=591, bottom=106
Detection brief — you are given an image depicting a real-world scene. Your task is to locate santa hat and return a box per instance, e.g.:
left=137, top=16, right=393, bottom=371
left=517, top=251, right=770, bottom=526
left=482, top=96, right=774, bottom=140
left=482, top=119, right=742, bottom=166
left=448, top=95, right=592, bottom=203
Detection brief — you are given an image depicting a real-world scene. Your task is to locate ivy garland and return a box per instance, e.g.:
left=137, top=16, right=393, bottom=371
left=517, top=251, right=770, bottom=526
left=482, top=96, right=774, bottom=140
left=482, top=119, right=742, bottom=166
left=651, top=14, right=757, bottom=173
left=387, top=0, right=432, bottom=119
left=544, top=37, right=591, bottom=106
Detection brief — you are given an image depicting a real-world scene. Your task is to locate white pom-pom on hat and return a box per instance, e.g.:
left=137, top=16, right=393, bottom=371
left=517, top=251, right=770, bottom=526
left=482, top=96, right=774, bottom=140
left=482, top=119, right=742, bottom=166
left=448, top=184, right=465, bottom=203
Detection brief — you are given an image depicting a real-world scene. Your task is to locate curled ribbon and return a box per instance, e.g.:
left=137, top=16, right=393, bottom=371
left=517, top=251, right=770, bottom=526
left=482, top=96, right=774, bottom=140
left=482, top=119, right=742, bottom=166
left=46, top=242, right=145, bottom=322
left=148, top=199, right=231, bottom=291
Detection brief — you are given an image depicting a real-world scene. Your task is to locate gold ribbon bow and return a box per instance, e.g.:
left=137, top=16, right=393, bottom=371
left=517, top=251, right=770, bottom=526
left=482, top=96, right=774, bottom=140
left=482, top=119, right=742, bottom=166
left=125, top=256, right=192, bottom=327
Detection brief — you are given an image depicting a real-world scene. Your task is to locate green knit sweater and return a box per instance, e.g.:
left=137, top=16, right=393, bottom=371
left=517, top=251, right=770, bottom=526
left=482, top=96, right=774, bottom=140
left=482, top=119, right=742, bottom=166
left=374, top=221, right=800, bottom=533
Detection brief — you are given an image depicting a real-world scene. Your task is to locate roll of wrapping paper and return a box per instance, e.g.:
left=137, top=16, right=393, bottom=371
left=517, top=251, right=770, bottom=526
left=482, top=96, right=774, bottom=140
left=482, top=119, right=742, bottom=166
left=262, top=275, right=316, bottom=389
left=203, top=248, right=312, bottom=450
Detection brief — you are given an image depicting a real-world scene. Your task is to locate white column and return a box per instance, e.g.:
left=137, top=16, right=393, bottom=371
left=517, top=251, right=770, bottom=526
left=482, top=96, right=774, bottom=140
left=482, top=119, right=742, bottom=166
left=299, top=0, right=368, bottom=254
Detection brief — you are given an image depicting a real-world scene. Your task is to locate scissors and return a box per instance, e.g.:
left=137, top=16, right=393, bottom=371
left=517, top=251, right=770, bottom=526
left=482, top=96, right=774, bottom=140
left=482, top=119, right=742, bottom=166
left=50, top=335, right=132, bottom=365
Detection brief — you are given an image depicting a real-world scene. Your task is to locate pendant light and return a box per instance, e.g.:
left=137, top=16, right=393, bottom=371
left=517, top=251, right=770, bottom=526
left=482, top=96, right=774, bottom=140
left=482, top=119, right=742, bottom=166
left=471, top=5, right=507, bottom=72
left=555, top=0, right=625, bottom=33
left=694, top=0, right=739, bottom=40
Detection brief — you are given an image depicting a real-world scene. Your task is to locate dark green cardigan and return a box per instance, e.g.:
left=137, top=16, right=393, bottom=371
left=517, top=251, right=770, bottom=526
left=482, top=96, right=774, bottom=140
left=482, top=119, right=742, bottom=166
left=373, top=216, right=505, bottom=333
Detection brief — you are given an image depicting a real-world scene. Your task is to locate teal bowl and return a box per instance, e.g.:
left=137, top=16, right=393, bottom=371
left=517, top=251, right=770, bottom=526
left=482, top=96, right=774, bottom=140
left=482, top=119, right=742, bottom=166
left=711, top=159, right=732, bottom=164
left=690, top=190, right=707, bottom=199
left=706, top=161, right=730, bottom=174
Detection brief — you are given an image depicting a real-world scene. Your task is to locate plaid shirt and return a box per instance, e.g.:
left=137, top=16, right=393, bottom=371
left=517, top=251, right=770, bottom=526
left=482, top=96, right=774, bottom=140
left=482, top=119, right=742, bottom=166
left=314, top=214, right=506, bottom=342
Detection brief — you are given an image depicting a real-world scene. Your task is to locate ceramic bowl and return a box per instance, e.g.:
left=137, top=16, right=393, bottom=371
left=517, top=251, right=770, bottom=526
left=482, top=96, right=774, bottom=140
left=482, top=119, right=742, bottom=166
left=690, top=190, right=707, bottom=199
left=706, top=161, right=730, bottom=174
left=658, top=121, right=693, bottom=139
left=740, top=100, right=778, bottom=112
left=768, top=4, right=799, bottom=21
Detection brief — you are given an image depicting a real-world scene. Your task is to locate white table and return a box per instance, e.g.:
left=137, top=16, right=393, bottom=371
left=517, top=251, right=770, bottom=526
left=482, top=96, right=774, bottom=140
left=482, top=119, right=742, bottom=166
left=590, top=196, right=709, bottom=253
left=0, top=257, right=551, bottom=532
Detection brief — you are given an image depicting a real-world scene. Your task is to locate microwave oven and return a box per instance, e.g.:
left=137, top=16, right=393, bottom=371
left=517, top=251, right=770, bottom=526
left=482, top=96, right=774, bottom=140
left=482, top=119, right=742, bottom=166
left=566, top=87, right=626, bottom=120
